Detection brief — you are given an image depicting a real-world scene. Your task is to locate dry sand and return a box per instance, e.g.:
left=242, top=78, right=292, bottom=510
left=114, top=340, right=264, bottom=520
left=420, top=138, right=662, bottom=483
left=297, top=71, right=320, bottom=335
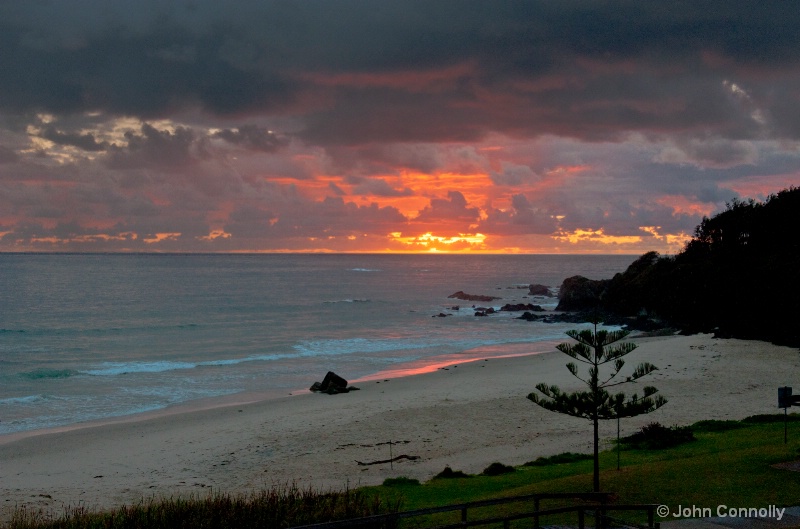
left=1, top=333, right=797, bottom=520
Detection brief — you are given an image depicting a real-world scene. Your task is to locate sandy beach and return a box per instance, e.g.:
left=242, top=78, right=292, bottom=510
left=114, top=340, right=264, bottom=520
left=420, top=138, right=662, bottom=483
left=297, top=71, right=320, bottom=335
left=1, top=333, right=797, bottom=521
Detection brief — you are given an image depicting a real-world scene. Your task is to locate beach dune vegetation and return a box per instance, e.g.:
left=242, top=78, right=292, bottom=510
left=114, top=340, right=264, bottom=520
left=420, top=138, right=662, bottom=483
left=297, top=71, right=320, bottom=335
left=5, top=485, right=400, bottom=529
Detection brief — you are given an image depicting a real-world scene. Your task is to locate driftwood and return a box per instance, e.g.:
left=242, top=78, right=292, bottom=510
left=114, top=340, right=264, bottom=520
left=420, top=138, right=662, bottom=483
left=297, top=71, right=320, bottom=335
left=355, top=455, right=420, bottom=466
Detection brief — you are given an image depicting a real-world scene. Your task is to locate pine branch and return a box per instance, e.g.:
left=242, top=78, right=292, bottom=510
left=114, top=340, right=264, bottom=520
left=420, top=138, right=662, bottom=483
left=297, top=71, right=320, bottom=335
left=630, top=362, right=659, bottom=380
left=601, top=342, right=637, bottom=362
left=599, top=329, right=631, bottom=346
left=557, top=342, right=592, bottom=362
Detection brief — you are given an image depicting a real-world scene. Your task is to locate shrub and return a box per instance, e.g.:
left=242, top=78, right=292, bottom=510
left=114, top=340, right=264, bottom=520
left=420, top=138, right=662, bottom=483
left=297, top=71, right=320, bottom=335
left=523, top=452, right=593, bottom=467
left=621, top=422, right=695, bottom=449
left=481, top=462, right=515, bottom=476
left=433, top=466, right=470, bottom=479
left=382, top=477, right=420, bottom=487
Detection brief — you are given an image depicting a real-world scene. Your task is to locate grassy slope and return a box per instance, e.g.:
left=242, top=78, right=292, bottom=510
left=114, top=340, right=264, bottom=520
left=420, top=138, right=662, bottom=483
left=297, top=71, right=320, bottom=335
left=368, top=418, right=800, bottom=525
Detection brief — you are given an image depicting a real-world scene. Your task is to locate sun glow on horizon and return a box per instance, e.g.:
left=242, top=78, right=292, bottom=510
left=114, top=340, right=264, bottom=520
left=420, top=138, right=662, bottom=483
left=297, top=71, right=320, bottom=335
left=389, top=231, right=487, bottom=252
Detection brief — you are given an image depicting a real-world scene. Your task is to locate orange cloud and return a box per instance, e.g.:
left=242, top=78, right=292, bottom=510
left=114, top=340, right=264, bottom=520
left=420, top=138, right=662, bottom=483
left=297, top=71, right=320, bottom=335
left=656, top=195, right=717, bottom=217
left=725, top=174, right=800, bottom=200
left=197, top=229, right=232, bottom=242
left=143, top=232, right=181, bottom=244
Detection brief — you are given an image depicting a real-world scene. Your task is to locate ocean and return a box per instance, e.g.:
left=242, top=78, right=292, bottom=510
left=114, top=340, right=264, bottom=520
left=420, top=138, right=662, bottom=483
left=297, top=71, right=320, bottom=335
left=0, top=253, right=635, bottom=436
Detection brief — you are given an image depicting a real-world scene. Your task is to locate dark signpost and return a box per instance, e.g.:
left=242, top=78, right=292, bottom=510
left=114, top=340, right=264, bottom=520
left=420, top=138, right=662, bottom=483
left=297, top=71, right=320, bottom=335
left=778, top=387, right=800, bottom=443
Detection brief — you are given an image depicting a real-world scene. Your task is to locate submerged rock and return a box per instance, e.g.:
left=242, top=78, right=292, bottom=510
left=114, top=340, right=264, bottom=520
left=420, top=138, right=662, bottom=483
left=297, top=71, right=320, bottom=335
left=447, top=291, right=502, bottom=302
left=500, top=303, right=545, bottom=312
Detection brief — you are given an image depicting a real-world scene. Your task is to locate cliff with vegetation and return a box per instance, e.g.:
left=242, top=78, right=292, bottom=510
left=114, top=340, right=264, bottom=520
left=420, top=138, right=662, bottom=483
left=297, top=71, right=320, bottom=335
left=559, top=187, right=800, bottom=346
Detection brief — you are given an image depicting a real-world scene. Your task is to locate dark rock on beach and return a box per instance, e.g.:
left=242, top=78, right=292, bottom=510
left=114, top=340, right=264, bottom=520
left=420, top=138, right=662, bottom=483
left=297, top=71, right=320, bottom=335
left=448, top=291, right=502, bottom=302
left=310, top=371, right=359, bottom=394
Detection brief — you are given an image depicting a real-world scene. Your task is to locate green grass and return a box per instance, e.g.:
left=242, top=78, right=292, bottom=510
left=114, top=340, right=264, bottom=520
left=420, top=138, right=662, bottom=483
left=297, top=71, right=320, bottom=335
left=363, top=415, right=800, bottom=527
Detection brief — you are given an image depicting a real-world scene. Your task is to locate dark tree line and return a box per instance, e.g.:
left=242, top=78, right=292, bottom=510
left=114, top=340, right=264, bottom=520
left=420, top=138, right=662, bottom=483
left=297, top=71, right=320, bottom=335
left=571, top=187, right=800, bottom=346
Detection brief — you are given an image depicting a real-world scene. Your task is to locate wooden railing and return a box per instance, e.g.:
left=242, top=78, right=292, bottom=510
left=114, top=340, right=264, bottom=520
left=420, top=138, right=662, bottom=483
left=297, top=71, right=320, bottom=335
left=288, top=492, right=661, bottom=529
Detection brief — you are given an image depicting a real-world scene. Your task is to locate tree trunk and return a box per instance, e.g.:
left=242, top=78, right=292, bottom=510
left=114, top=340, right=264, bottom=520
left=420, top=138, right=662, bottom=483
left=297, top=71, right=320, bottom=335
left=593, top=416, right=600, bottom=492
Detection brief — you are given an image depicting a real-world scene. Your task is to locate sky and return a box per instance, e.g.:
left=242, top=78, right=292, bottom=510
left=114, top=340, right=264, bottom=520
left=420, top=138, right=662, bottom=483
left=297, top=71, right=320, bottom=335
left=1, top=1, right=799, bottom=254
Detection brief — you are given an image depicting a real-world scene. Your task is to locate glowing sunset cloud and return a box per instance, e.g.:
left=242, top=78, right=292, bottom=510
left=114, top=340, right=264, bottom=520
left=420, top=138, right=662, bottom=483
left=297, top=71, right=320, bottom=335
left=144, top=233, right=182, bottom=244
left=725, top=175, right=800, bottom=201
left=655, top=196, right=718, bottom=218
left=197, top=230, right=232, bottom=242
left=0, top=3, right=799, bottom=253
left=389, top=232, right=487, bottom=252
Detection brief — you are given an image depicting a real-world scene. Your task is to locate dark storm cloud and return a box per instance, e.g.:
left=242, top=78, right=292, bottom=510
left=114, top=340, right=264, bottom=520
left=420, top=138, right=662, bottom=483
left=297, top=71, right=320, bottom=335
left=3, top=1, right=800, bottom=144
left=39, top=126, right=107, bottom=152
left=271, top=196, right=407, bottom=237
left=107, top=123, right=200, bottom=169
left=490, top=163, right=541, bottom=187
left=212, top=125, right=288, bottom=152
left=414, top=191, right=480, bottom=223
left=479, top=194, right=558, bottom=235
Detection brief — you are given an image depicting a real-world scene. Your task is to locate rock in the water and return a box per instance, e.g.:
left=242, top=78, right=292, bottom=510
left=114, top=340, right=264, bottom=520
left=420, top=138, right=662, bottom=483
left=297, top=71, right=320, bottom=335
left=528, top=284, right=553, bottom=297
left=447, top=291, right=502, bottom=302
left=500, top=303, right=545, bottom=312
left=555, top=275, right=609, bottom=311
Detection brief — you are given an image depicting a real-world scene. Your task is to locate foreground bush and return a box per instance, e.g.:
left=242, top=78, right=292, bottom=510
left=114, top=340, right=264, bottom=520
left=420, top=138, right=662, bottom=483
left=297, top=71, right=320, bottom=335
left=432, top=466, right=470, bottom=479
left=5, top=485, right=401, bottom=529
left=621, top=422, right=695, bottom=449
left=481, top=462, right=515, bottom=476
left=523, top=452, right=593, bottom=467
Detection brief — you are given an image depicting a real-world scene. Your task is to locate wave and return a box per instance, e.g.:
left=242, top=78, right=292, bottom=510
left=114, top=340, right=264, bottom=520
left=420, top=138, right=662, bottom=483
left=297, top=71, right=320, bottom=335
left=349, top=268, right=381, bottom=272
left=0, top=394, right=50, bottom=405
left=19, top=368, right=78, bottom=380
left=323, top=298, right=370, bottom=304
left=292, top=333, right=564, bottom=358
left=81, top=361, right=198, bottom=376
left=80, top=351, right=302, bottom=377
